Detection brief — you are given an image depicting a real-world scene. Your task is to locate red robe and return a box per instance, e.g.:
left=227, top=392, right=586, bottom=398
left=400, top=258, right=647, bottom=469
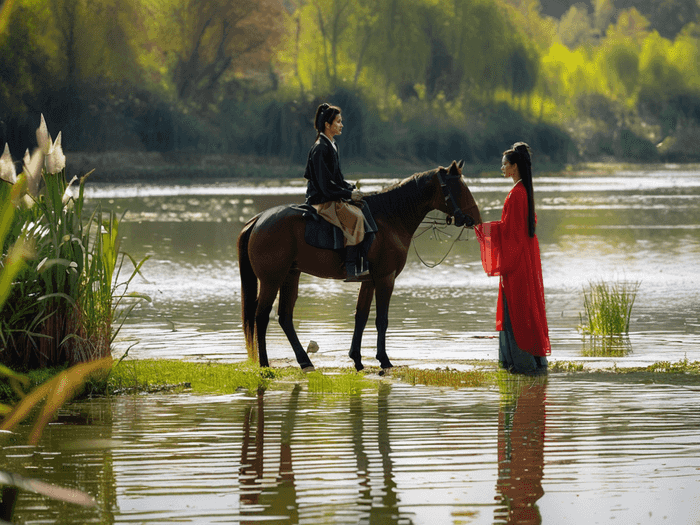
left=475, top=181, right=551, bottom=356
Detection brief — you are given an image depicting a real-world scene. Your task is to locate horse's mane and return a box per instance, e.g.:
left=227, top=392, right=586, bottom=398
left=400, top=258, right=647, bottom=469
left=364, top=169, right=436, bottom=219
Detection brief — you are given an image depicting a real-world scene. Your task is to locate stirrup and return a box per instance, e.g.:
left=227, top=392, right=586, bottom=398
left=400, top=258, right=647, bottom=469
left=344, top=269, right=371, bottom=283
left=344, top=261, right=371, bottom=282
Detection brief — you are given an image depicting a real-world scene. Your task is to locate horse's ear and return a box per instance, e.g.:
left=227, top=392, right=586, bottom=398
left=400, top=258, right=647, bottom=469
left=458, top=160, right=464, bottom=169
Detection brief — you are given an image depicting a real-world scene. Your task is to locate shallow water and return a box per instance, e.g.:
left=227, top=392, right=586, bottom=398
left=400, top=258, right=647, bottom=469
left=2, top=376, right=699, bottom=524
left=83, top=167, right=700, bottom=368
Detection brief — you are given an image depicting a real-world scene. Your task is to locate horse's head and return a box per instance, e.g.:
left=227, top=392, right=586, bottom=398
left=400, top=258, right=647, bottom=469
left=435, top=160, right=482, bottom=227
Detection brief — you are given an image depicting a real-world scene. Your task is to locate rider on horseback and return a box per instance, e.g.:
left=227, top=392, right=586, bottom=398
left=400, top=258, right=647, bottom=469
left=304, top=103, right=371, bottom=282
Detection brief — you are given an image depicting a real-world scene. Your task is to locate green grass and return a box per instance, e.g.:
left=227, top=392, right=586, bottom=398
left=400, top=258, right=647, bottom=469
left=579, top=279, right=640, bottom=337
left=101, top=359, right=296, bottom=395
left=549, top=361, right=585, bottom=372
left=306, top=370, right=377, bottom=394
left=392, top=366, right=493, bottom=388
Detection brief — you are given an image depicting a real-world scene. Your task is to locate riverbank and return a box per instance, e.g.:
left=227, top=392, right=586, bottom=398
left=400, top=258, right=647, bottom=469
left=3, top=358, right=699, bottom=404
left=67, top=151, right=698, bottom=183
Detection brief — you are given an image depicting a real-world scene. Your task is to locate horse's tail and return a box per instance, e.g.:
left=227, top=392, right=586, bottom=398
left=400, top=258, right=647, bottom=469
left=237, top=215, right=260, bottom=363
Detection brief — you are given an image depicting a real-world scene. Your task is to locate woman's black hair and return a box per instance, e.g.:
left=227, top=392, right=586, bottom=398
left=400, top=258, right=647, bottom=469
left=314, top=103, right=341, bottom=142
left=504, top=142, right=536, bottom=237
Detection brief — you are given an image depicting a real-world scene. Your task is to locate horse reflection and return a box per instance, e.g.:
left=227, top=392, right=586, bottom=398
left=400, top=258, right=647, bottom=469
left=240, top=386, right=300, bottom=523
left=494, top=378, right=547, bottom=525
left=238, top=384, right=408, bottom=523
left=350, top=383, right=411, bottom=524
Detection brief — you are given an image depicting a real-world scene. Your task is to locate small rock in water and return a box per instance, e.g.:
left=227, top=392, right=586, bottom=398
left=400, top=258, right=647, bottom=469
left=307, top=340, right=319, bottom=353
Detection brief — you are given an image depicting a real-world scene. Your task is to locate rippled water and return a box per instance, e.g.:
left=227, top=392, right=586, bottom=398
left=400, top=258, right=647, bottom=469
left=2, top=377, right=699, bottom=524
left=83, top=167, right=700, bottom=368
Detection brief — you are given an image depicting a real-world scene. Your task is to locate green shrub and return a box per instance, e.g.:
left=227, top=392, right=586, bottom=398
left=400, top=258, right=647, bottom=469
left=0, top=115, right=148, bottom=369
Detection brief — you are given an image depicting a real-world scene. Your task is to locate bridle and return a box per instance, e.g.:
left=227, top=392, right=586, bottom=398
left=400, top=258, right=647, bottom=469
left=410, top=168, right=476, bottom=268
left=436, top=168, right=475, bottom=228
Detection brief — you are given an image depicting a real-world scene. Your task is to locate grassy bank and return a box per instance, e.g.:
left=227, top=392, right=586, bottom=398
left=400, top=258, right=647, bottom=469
left=3, top=359, right=700, bottom=404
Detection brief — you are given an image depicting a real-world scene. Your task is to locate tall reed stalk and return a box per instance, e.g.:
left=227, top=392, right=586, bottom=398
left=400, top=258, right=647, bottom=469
left=0, top=116, right=148, bottom=368
left=579, top=279, right=640, bottom=337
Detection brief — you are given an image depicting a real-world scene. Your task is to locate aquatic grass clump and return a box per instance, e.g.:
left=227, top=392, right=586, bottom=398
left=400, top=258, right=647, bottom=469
left=579, top=279, right=640, bottom=337
left=393, top=367, right=492, bottom=388
left=549, top=361, right=584, bottom=372
left=644, top=359, right=700, bottom=374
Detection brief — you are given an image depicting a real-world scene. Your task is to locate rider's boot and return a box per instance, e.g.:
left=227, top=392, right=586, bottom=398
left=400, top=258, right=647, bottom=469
left=344, top=244, right=371, bottom=282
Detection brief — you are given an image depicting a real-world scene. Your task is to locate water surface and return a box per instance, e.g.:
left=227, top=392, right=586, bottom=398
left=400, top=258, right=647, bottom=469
left=3, top=377, right=699, bottom=524
left=83, top=168, right=700, bottom=368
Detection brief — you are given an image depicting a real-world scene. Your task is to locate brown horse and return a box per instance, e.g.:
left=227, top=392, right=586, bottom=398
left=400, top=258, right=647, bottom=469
left=237, top=160, right=482, bottom=372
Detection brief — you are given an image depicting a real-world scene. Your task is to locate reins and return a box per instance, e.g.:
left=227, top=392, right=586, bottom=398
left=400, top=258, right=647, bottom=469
left=412, top=215, right=470, bottom=268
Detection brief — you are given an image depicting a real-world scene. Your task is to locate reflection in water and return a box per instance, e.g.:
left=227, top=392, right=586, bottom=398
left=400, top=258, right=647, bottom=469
left=237, top=384, right=408, bottom=524
left=240, top=386, right=300, bottom=523
left=495, top=378, right=546, bottom=525
left=580, top=335, right=633, bottom=357
left=351, top=384, right=408, bottom=525
left=2, top=378, right=700, bottom=523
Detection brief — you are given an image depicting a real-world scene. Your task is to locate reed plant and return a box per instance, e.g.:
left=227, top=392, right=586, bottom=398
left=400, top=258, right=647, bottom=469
left=579, top=279, right=640, bottom=337
left=0, top=116, right=148, bottom=369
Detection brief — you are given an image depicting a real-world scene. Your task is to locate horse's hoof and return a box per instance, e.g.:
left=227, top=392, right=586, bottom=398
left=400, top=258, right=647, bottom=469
left=302, top=365, right=316, bottom=373
left=379, top=367, right=393, bottom=377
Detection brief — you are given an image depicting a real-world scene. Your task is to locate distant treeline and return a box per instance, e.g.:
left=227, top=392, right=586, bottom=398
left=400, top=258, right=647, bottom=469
left=2, top=0, right=700, bottom=170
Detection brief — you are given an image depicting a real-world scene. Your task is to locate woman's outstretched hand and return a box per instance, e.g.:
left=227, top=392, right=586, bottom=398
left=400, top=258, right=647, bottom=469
left=351, top=189, right=364, bottom=202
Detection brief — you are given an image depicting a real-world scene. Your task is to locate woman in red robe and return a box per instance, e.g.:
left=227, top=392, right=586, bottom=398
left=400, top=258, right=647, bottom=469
left=475, top=143, right=550, bottom=375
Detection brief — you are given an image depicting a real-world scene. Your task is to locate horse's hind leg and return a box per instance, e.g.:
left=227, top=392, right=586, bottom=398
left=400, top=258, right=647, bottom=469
left=349, top=281, right=375, bottom=372
left=278, top=270, right=315, bottom=371
left=255, top=280, right=281, bottom=368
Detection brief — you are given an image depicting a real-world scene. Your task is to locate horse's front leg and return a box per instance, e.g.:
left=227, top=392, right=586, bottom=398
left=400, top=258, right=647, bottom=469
left=278, top=270, right=315, bottom=371
left=349, top=281, right=375, bottom=371
left=374, top=274, right=396, bottom=371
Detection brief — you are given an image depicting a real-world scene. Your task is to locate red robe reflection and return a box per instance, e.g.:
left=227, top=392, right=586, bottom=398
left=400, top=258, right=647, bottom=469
left=495, top=381, right=546, bottom=524
left=475, top=182, right=550, bottom=356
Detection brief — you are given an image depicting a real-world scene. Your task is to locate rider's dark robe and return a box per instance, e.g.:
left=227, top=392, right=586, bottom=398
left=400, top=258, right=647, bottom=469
left=304, top=135, right=354, bottom=204
left=304, top=134, right=364, bottom=246
left=475, top=181, right=551, bottom=356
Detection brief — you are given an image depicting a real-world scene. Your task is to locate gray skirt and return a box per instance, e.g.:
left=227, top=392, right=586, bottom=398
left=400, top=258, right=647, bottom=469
left=499, top=296, right=548, bottom=375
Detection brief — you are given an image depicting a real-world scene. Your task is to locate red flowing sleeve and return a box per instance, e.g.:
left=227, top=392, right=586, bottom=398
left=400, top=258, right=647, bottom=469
left=474, top=185, right=527, bottom=277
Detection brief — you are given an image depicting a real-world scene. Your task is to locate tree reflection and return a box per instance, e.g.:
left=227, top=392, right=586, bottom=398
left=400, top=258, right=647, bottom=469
left=494, top=377, right=547, bottom=525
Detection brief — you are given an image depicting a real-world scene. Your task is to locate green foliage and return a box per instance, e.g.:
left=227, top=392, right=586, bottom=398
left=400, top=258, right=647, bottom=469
left=0, top=118, right=149, bottom=368
left=578, top=279, right=640, bottom=337
left=5, top=0, right=700, bottom=164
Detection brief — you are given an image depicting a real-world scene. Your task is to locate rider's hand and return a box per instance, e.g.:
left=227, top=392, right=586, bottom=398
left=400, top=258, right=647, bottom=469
left=351, top=189, right=364, bottom=202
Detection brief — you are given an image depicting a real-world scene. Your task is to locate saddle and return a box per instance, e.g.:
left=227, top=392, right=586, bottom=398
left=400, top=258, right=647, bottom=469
left=292, top=201, right=377, bottom=256
left=254, top=203, right=377, bottom=261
